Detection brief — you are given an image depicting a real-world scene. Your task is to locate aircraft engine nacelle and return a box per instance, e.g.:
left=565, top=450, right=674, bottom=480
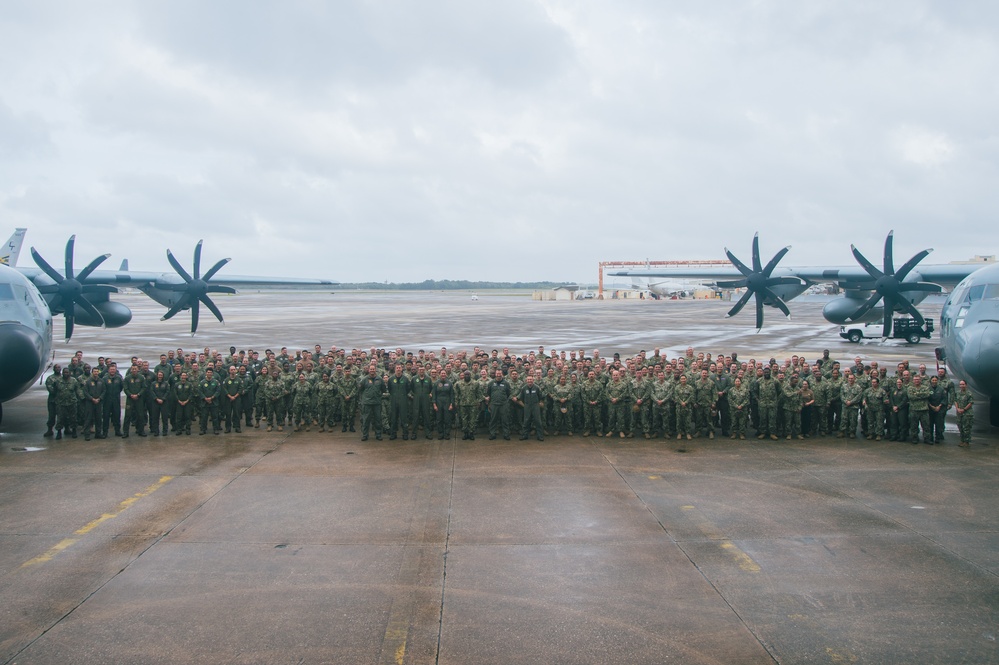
left=70, top=300, right=133, bottom=328
left=140, top=282, right=187, bottom=309
left=823, top=294, right=883, bottom=324
left=766, top=275, right=808, bottom=305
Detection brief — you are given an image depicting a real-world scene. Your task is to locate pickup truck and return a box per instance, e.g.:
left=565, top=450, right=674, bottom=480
left=840, top=317, right=934, bottom=344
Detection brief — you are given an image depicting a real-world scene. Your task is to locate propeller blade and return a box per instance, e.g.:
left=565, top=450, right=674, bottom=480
left=202, top=257, right=231, bottom=282
left=761, top=246, right=791, bottom=278
left=30, top=248, right=65, bottom=284
left=851, top=245, right=883, bottom=279
left=847, top=292, right=884, bottom=322
left=894, top=248, right=933, bottom=282
left=764, top=276, right=801, bottom=288
left=76, top=253, right=111, bottom=282
left=64, top=313, right=74, bottom=341
left=883, top=230, right=894, bottom=276
left=65, top=235, right=76, bottom=279
left=767, top=291, right=792, bottom=319
left=74, top=297, right=106, bottom=327
left=751, top=233, right=762, bottom=273
left=726, top=289, right=754, bottom=318
left=161, top=294, right=192, bottom=321
left=167, top=249, right=193, bottom=283
left=724, top=248, right=753, bottom=278
left=896, top=282, right=942, bottom=293
left=716, top=279, right=748, bottom=289
left=883, top=302, right=893, bottom=338
left=755, top=294, right=764, bottom=330
left=193, top=240, right=203, bottom=280
left=190, top=299, right=200, bottom=334
left=200, top=294, right=225, bottom=324
left=891, top=296, right=925, bottom=325
left=206, top=285, right=237, bottom=295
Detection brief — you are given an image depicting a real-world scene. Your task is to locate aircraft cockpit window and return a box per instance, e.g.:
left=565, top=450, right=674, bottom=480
left=985, top=284, right=999, bottom=300
left=968, top=284, right=986, bottom=302
left=0, top=283, right=13, bottom=300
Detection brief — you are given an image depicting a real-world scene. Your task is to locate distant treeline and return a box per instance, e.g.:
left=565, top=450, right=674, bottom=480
left=336, top=280, right=566, bottom=290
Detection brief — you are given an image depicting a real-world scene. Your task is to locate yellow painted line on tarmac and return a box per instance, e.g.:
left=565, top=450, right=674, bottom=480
left=680, top=504, right=760, bottom=573
left=21, top=476, right=173, bottom=568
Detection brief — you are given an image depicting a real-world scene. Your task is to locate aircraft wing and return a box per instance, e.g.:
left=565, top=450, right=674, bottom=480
left=16, top=267, right=336, bottom=288
left=611, top=264, right=975, bottom=290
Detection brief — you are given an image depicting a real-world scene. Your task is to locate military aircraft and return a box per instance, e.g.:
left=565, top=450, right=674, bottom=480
left=612, top=231, right=999, bottom=425
left=0, top=230, right=335, bottom=421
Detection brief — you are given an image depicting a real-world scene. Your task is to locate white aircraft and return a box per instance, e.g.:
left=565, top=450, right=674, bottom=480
left=612, top=231, right=999, bottom=425
left=0, top=230, right=335, bottom=421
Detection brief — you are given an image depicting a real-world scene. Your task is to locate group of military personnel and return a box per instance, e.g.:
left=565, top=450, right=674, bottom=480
left=44, top=344, right=977, bottom=448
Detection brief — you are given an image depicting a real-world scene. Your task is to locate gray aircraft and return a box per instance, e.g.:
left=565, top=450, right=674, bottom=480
left=612, top=231, right=999, bottom=425
left=0, top=230, right=335, bottom=421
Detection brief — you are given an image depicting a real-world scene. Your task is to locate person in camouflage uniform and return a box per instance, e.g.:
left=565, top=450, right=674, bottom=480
left=694, top=370, right=716, bottom=439
left=315, top=372, right=338, bottom=432
left=954, top=380, right=974, bottom=447
left=756, top=369, right=779, bottom=440
left=781, top=374, right=804, bottom=440
left=455, top=370, right=483, bottom=440
left=253, top=366, right=269, bottom=428
left=651, top=371, right=673, bottom=439
left=53, top=367, right=82, bottom=439
left=863, top=377, right=888, bottom=441
left=551, top=374, right=573, bottom=436
left=673, top=373, right=695, bottom=440
left=605, top=370, right=632, bottom=439
left=580, top=371, right=604, bottom=437
left=933, top=368, right=956, bottom=443
left=809, top=369, right=830, bottom=436
left=632, top=368, right=654, bottom=438
left=906, top=375, right=932, bottom=444
left=339, top=365, right=358, bottom=432
left=729, top=377, right=750, bottom=439
left=839, top=373, right=864, bottom=439
left=264, top=371, right=287, bottom=432
left=44, top=364, right=62, bottom=437
left=291, top=374, right=314, bottom=431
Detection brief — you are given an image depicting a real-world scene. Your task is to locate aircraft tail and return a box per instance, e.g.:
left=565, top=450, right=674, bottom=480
left=0, top=228, right=27, bottom=266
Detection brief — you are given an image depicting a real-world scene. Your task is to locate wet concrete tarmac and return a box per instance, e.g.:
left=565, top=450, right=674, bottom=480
left=1, top=292, right=997, bottom=664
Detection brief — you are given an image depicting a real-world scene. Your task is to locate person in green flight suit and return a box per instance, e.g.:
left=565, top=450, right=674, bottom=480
left=197, top=368, right=222, bottom=435
left=172, top=372, right=195, bottom=435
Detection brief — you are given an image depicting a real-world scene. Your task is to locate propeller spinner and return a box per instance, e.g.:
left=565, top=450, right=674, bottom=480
left=847, top=230, right=942, bottom=338
left=718, top=233, right=800, bottom=330
left=30, top=235, right=116, bottom=340
left=160, top=240, right=235, bottom=334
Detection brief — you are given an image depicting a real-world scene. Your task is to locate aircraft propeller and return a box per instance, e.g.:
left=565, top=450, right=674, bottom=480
left=160, top=240, right=235, bottom=334
left=848, top=230, right=942, bottom=338
left=718, top=233, right=799, bottom=330
left=30, top=235, right=116, bottom=340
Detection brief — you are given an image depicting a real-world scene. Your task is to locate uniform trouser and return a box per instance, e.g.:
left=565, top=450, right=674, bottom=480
left=958, top=413, right=973, bottom=443
left=489, top=402, right=510, bottom=437
left=223, top=397, right=242, bottom=431
left=360, top=402, right=381, bottom=438
left=717, top=399, right=731, bottom=435
left=784, top=408, right=801, bottom=437
left=47, top=397, right=57, bottom=429
left=653, top=404, right=669, bottom=436
left=553, top=405, right=571, bottom=433
left=149, top=400, right=169, bottom=434
left=522, top=405, right=543, bottom=439
left=434, top=403, right=453, bottom=438
left=865, top=405, right=884, bottom=438
left=175, top=403, right=193, bottom=433
left=267, top=398, right=285, bottom=426
left=910, top=410, right=931, bottom=442
left=241, top=394, right=254, bottom=426
left=889, top=408, right=907, bottom=440
left=637, top=404, right=653, bottom=434
left=828, top=399, right=842, bottom=431
left=813, top=405, right=829, bottom=435
left=83, top=400, right=102, bottom=436
left=731, top=407, right=748, bottom=436
left=676, top=404, right=693, bottom=435
left=695, top=404, right=713, bottom=435
left=459, top=405, right=478, bottom=437
left=341, top=398, right=357, bottom=430
left=757, top=405, right=776, bottom=436
left=56, top=403, right=77, bottom=433
left=316, top=399, right=336, bottom=428
left=292, top=400, right=310, bottom=427
left=200, top=401, right=220, bottom=433
left=801, top=406, right=813, bottom=436
left=411, top=398, right=433, bottom=437
left=607, top=402, right=628, bottom=434
left=124, top=397, right=146, bottom=433
left=582, top=404, right=601, bottom=434
left=255, top=395, right=267, bottom=422
left=388, top=401, right=408, bottom=437
left=841, top=406, right=860, bottom=436
left=931, top=408, right=947, bottom=441
left=103, top=398, right=122, bottom=435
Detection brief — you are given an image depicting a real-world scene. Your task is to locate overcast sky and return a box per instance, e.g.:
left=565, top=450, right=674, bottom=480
left=2, top=1, right=996, bottom=283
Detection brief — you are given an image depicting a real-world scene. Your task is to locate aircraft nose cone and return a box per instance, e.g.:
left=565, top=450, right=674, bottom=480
left=960, top=322, right=999, bottom=398
left=0, top=324, right=44, bottom=401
